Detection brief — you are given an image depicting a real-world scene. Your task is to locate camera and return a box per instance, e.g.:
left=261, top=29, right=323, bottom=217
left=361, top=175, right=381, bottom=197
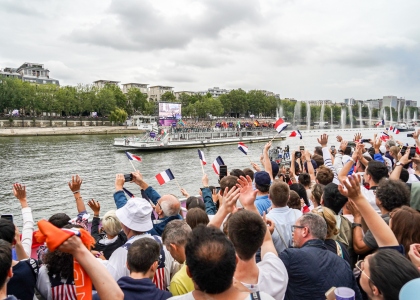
left=124, top=174, right=133, bottom=182
left=295, top=151, right=302, bottom=159
left=400, top=146, right=407, bottom=156
left=360, top=139, right=370, bottom=143
left=330, top=145, right=335, bottom=150
left=409, top=147, right=416, bottom=159
left=407, top=133, right=414, bottom=138
left=300, top=146, right=305, bottom=151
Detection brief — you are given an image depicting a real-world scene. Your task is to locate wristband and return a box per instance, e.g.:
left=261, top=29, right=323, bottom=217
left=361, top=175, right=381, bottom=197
left=94, top=215, right=100, bottom=218
left=351, top=223, right=362, bottom=229
left=349, top=158, right=355, bottom=164
left=73, top=190, right=80, bottom=194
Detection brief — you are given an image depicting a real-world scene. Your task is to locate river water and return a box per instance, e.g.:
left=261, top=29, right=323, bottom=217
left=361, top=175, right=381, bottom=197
left=0, top=128, right=415, bottom=227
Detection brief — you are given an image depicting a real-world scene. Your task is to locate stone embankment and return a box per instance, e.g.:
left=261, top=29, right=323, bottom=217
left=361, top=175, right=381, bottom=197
left=0, top=126, right=142, bottom=136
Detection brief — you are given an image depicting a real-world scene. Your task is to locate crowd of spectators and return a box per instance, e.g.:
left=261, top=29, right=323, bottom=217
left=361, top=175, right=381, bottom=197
left=2, top=130, right=420, bottom=299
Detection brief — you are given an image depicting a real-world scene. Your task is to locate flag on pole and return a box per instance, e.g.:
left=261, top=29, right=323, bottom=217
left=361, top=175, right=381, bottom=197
left=389, top=126, right=400, bottom=134
left=379, top=132, right=390, bottom=142
left=155, top=169, right=175, bottom=185
left=274, top=118, right=288, bottom=133
left=212, top=156, right=225, bottom=175
left=123, top=188, right=135, bottom=198
left=289, top=130, right=303, bottom=139
left=197, top=149, right=207, bottom=165
left=375, top=119, right=385, bottom=127
left=125, top=151, right=142, bottom=161
left=238, top=142, right=248, bottom=155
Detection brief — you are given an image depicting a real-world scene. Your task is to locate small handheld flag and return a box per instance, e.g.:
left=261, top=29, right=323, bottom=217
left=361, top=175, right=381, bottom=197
left=289, top=130, right=303, bottom=139
left=375, top=119, right=385, bottom=127
left=212, top=156, right=225, bottom=175
left=125, top=151, right=142, bottom=161
left=238, top=142, right=248, bottom=155
left=198, top=149, right=207, bottom=165
left=389, top=126, right=400, bottom=134
left=274, top=118, right=288, bottom=133
left=155, top=169, right=175, bottom=185
left=379, top=132, right=390, bottom=142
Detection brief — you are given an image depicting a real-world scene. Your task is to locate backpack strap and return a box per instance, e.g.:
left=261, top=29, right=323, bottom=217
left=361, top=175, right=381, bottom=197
left=335, top=241, right=344, bottom=259
left=273, top=224, right=289, bottom=249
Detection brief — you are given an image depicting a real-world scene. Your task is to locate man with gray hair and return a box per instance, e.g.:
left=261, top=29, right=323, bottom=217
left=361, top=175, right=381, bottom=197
left=385, top=139, right=396, bottom=168
left=162, top=220, right=193, bottom=296
left=280, top=213, right=362, bottom=300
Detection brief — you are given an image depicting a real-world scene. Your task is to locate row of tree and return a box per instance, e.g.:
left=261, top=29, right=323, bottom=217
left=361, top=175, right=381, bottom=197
left=1, top=77, right=418, bottom=123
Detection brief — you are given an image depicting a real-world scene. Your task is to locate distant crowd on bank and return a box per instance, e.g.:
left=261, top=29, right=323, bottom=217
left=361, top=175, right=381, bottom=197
left=2, top=130, right=420, bottom=299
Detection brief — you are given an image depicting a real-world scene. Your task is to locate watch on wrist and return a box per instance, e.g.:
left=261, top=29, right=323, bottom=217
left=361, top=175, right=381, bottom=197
left=396, top=162, right=402, bottom=166
left=351, top=223, right=362, bottom=229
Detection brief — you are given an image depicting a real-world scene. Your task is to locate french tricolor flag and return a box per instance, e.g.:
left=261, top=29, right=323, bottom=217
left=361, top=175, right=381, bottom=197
left=389, top=126, right=400, bottom=134
left=289, top=130, right=303, bottom=139
left=155, top=169, right=175, bottom=185
left=125, top=151, right=142, bottom=161
left=274, top=118, right=288, bottom=133
left=238, top=142, right=248, bottom=155
left=212, top=156, right=225, bottom=175
left=198, top=149, right=207, bottom=165
left=375, top=119, right=385, bottom=127
left=379, top=132, right=390, bottom=142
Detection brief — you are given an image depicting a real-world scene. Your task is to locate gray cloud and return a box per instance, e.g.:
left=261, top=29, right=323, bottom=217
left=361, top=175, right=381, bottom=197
left=67, top=0, right=262, bottom=51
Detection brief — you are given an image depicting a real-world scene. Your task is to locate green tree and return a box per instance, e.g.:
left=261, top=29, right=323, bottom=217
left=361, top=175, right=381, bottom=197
left=109, top=108, right=128, bottom=124
left=126, top=88, right=147, bottom=114
left=94, top=86, right=116, bottom=116
left=161, top=91, right=176, bottom=102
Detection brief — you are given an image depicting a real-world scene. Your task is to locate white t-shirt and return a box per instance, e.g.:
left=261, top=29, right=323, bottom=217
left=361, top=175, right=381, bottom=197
left=360, top=186, right=380, bottom=212
left=408, top=173, right=420, bottom=183
left=169, top=290, right=274, bottom=299
left=102, top=234, right=178, bottom=290
left=240, top=252, right=288, bottom=300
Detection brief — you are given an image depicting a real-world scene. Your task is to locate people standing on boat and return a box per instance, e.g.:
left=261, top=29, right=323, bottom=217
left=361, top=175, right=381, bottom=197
left=283, top=145, right=290, bottom=160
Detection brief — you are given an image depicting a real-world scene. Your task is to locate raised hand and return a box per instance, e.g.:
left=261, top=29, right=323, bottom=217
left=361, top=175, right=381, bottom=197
left=220, top=186, right=240, bottom=214
left=413, top=130, right=420, bottom=140
left=336, top=135, right=343, bottom=143
left=68, top=175, right=83, bottom=193
left=87, top=199, right=101, bottom=216
left=13, top=183, right=28, bottom=208
left=338, top=174, right=364, bottom=202
left=180, top=188, right=190, bottom=198
left=408, top=244, right=420, bottom=269
left=202, top=174, right=209, bottom=187
left=340, top=140, right=348, bottom=152
left=317, top=134, right=328, bottom=147
left=251, top=162, right=261, bottom=172
left=345, top=199, right=361, bottom=218
left=115, top=174, right=125, bottom=191
left=263, top=212, right=275, bottom=235
left=264, top=141, right=272, bottom=152
left=236, top=175, right=257, bottom=209
left=399, top=149, right=411, bottom=165
left=354, top=133, right=362, bottom=142
left=131, top=170, right=144, bottom=185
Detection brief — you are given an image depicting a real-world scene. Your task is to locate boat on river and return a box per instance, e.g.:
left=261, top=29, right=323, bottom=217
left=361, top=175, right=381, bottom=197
left=392, top=122, right=415, bottom=132
left=114, top=128, right=286, bottom=150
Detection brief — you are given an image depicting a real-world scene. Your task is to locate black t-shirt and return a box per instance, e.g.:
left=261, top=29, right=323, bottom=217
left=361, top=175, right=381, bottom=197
left=324, top=239, right=351, bottom=266
left=8, top=259, right=38, bottom=300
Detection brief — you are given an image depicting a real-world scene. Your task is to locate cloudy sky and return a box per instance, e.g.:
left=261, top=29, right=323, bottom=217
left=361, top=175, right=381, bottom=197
left=1, top=0, right=419, bottom=101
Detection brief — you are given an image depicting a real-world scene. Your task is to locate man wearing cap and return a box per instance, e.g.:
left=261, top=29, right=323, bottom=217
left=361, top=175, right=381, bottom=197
left=254, top=171, right=272, bottom=216
left=114, top=172, right=182, bottom=236
left=105, top=195, right=178, bottom=290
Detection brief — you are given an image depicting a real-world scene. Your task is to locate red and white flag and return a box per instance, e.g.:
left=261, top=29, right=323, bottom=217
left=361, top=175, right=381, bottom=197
left=274, top=118, right=288, bottom=133
left=125, top=151, right=142, bottom=161
left=379, top=132, right=390, bottom=142
left=155, top=169, right=175, bottom=185
left=289, top=130, right=303, bottom=139
left=389, top=126, right=400, bottom=134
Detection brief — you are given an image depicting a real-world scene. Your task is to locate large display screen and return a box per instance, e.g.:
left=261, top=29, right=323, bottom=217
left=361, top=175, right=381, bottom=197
left=159, top=102, right=182, bottom=119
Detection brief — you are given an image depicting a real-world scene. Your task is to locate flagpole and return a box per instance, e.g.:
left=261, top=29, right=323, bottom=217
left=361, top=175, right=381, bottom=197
left=174, top=178, right=182, bottom=191
left=129, top=160, right=137, bottom=172
left=200, top=162, right=205, bottom=175
left=246, top=155, right=253, bottom=164
left=269, top=132, right=279, bottom=143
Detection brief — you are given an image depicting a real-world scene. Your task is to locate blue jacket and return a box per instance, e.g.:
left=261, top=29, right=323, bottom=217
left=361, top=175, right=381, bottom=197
left=202, top=187, right=217, bottom=215
left=93, top=277, right=171, bottom=300
left=279, top=239, right=362, bottom=300
left=113, top=186, right=182, bottom=236
left=373, top=153, right=385, bottom=163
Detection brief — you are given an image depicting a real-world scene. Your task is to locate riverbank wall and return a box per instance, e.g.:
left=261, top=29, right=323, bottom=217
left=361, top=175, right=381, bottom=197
left=0, top=126, right=143, bottom=137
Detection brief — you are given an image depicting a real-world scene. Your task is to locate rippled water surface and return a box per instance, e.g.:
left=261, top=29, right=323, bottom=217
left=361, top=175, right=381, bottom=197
left=0, top=128, right=414, bottom=226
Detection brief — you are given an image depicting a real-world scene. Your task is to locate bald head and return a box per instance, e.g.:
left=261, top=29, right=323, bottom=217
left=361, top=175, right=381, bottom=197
left=160, top=194, right=181, bottom=217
